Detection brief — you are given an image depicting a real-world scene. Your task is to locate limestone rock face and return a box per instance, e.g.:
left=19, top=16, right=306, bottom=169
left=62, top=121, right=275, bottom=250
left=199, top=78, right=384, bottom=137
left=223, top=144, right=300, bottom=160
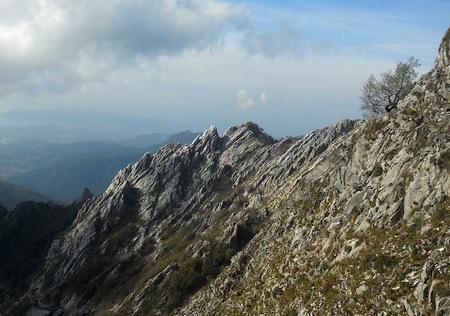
left=4, top=28, right=450, bottom=316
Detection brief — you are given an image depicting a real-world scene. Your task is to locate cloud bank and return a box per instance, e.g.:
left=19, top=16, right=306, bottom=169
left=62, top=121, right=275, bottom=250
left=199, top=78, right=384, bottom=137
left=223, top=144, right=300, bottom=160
left=0, top=0, right=245, bottom=95
left=0, top=0, right=447, bottom=137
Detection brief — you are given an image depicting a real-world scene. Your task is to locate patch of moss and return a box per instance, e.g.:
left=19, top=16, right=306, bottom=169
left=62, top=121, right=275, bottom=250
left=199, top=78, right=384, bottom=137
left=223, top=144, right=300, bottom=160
left=435, top=150, right=450, bottom=170
left=372, top=162, right=383, bottom=177
left=364, top=119, right=388, bottom=141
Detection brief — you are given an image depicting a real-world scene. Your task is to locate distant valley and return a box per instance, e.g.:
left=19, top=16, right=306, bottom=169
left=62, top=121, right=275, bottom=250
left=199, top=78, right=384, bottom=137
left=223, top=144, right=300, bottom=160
left=0, top=180, right=54, bottom=211
left=0, top=121, right=200, bottom=205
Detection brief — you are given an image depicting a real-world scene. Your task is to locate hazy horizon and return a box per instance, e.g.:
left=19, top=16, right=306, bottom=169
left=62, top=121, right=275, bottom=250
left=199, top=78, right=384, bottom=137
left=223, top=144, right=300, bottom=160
left=0, top=0, right=448, bottom=137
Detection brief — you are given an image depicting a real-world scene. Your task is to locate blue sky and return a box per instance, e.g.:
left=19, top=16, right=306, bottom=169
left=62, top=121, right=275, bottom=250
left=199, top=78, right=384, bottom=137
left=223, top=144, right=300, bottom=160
left=0, top=0, right=448, bottom=137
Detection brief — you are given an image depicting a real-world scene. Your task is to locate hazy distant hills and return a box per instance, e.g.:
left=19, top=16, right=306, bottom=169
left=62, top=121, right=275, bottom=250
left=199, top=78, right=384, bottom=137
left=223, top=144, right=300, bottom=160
left=0, top=140, right=134, bottom=177
left=0, top=180, right=54, bottom=211
left=7, top=149, right=145, bottom=202
left=119, top=132, right=170, bottom=147
left=0, top=107, right=200, bottom=205
left=2, top=131, right=200, bottom=203
left=0, top=108, right=189, bottom=143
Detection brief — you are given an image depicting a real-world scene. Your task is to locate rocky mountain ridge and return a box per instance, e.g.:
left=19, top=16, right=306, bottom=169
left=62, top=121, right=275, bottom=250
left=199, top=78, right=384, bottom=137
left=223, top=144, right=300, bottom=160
left=3, top=28, right=450, bottom=315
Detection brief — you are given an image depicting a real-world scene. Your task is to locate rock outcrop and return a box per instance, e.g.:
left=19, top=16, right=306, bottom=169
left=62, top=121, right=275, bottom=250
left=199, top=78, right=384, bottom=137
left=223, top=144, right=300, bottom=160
left=3, top=28, right=450, bottom=316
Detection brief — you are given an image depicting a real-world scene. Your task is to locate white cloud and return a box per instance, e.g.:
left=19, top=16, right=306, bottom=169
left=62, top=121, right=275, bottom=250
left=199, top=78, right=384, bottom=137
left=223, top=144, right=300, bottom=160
left=0, top=0, right=246, bottom=95
left=236, top=90, right=270, bottom=109
left=259, top=92, right=268, bottom=106
left=236, top=89, right=255, bottom=108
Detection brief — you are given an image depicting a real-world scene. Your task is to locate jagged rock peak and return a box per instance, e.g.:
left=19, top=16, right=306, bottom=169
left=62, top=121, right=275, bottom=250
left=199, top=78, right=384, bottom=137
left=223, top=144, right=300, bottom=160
left=221, top=121, right=274, bottom=150
left=223, top=121, right=271, bottom=139
left=73, top=188, right=94, bottom=205
left=183, top=121, right=271, bottom=167
left=193, top=125, right=219, bottom=142
left=190, top=122, right=274, bottom=152
left=436, top=27, right=450, bottom=70
left=104, top=121, right=276, bottom=203
left=398, top=27, right=450, bottom=117
left=191, top=125, right=221, bottom=154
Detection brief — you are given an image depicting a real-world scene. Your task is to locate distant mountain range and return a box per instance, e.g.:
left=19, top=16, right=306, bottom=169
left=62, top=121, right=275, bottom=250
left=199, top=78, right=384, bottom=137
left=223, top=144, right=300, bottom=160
left=1, top=131, right=200, bottom=203
left=0, top=108, right=190, bottom=143
left=0, top=180, right=54, bottom=211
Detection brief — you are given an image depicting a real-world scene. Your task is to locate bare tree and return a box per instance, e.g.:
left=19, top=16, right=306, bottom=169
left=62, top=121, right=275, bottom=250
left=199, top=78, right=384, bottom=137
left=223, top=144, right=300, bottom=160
left=360, top=57, right=420, bottom=117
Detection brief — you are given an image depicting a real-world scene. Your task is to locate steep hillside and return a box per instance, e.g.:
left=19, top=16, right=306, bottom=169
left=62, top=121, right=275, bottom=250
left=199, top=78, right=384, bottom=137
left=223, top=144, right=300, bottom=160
left=0, top=205, right=7, bottom=217
left=0, top=180, right=54, bottom=211
left=0, top=196, right=90, bottom=311
left=8, top=149, right=147, bottom=202
left=4, top=28, right=450, bottom=316
left=8, top=120, right=356, bottom=316
left=5, top=131, right=199, bottom=202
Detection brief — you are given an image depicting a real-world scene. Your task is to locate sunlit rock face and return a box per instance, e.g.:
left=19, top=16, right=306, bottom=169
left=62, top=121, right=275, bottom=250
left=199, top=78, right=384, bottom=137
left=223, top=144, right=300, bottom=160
left=3, top=28, right=450, bottom=316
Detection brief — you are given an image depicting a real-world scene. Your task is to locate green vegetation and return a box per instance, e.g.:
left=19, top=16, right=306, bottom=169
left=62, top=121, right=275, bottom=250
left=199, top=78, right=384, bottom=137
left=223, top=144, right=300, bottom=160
left=372, top=162, right=383, bottom=177
left=434, top=150, right=450, bottom=170
left=162, top=242, right=235, bottom=311
left=431, top=195, right=450, bottom=226
left=137, top=214, right=263, bottom=314
left=212, top=160, right=450, bottom=316
left=90, top=177, right=269, bottom=316
left=363, top=118, right=389, bottom=141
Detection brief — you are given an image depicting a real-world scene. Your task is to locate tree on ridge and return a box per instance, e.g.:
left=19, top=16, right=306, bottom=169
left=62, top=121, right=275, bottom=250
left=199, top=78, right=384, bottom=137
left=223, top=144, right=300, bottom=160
left=360, top=57, right=420, bottom=117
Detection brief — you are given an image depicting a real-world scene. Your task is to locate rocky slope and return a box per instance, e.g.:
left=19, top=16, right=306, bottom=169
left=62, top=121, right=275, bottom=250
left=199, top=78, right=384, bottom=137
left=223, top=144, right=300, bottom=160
left=179, top=28, right=450, bottom=316
left=4, top=28, right=450, bottom=315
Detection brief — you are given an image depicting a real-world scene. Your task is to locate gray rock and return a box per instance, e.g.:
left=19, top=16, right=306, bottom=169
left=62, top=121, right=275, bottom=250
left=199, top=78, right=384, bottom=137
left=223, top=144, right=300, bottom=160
left=437, top=297, right=450, bottom=316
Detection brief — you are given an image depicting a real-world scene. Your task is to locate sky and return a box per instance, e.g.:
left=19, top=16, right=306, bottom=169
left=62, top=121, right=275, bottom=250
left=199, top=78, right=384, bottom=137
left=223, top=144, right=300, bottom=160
left=0, top=0, right=448, bottom=137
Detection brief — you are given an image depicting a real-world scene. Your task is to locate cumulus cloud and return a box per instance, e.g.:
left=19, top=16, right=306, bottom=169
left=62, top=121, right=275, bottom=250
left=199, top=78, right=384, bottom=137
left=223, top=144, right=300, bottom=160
left=259, top=92, right=269, bottom=106
left=237, top=90, right=269, bottom=109
left=0, top=0, right=245, bottom=95
left=236, top=89, right=254, bottom=108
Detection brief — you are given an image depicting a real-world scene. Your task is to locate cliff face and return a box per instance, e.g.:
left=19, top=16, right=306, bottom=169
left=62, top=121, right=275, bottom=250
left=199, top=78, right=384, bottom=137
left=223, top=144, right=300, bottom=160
left=6, top=28, right=450, bottom=316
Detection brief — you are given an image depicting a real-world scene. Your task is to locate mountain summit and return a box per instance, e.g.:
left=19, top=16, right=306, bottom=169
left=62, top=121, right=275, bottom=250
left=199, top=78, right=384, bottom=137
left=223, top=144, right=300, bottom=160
left=3, top=28, right=450, bottom=315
